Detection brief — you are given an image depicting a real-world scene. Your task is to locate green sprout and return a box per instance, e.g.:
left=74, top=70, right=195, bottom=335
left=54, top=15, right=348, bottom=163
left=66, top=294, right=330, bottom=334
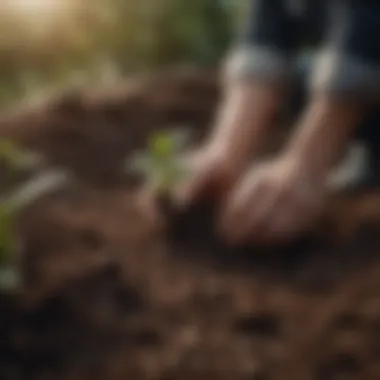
left=0, top=138, right=67, bottom=290
left=0, top=203, right=20, bottom=289
left=0, top=139, right=40, bottom=171
left=129, top=129, right=190, bottom=195
left=0, top=139, right=39, bottom=289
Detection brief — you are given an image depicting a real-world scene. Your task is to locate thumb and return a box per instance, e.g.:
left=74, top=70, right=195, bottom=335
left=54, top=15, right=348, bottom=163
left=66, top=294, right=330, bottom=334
left=173, top=166, right=212, bottom=208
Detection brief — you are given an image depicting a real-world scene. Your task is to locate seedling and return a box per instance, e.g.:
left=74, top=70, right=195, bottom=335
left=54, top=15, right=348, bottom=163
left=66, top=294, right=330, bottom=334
left=0, top=138, right=67, bottom=290
left=0, top=139, right=40, bottom=171
left=0, top=139, right=40, bottom=289
left=129, top=129, right=191, bottom=196
left=129, top=130, right=221, bottom=247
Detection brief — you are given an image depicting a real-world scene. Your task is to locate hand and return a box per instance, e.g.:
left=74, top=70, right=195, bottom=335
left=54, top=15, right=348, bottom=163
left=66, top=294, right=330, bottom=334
left=175, top=81, right=283, bottom=206
left=219, top=156, right=328, bottom=246
left=136, top=142, right=246, bottom=228
left=174, top=143, right=247, bottom=207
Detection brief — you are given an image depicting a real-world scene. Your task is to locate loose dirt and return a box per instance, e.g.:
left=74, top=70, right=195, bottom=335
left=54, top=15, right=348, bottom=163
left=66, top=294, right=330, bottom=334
left=0, top=68, right=379, bottom=380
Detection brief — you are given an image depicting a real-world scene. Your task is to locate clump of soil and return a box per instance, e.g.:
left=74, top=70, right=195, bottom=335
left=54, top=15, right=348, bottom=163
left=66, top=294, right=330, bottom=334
left=0, top=68, right=379, bottom=380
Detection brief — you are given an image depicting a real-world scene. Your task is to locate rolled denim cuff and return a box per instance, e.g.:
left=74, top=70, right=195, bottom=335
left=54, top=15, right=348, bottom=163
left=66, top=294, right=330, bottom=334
left=311, top=49, right=380, bottom=102
left=223, top=46, right=294, bottom=86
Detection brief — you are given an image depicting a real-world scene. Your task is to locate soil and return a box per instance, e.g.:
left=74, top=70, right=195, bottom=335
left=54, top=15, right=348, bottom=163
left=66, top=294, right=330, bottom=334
left=0, top=67, right=380, bottom=380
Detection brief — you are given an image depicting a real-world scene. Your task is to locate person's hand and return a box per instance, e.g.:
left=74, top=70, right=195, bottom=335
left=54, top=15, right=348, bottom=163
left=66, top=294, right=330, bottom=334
left=174, top=143, right=247, bottom=207
left=136, top=142, right=246, bottom=228
left=219, top=156, right=328, bottom=245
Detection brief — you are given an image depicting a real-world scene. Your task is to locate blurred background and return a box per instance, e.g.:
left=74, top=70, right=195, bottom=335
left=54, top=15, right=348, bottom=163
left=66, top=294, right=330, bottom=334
left=0, top=0, right=246, bottom=106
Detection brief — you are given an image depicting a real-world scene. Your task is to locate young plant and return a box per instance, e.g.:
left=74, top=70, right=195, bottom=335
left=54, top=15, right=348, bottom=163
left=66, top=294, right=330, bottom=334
left=0, top=139, right=40, bottom=171
left=129, top=129, right=190, bottom=197
left=0, top=138, right=68, bottom=290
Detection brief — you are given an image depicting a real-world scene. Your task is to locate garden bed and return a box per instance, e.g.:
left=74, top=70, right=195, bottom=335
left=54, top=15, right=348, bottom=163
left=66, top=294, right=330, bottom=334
left=0, top=68, right=380, bottom=380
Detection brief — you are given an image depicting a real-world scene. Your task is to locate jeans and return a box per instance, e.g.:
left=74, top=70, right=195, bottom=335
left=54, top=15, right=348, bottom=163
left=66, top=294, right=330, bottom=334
left=292, top=52, right=380, bottom=177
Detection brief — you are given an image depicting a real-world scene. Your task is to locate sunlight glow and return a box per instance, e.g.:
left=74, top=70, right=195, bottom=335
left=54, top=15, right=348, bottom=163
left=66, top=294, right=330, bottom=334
left=0, top=0, right=83, bottom=43
left=4, top=0, right=68, bottom=14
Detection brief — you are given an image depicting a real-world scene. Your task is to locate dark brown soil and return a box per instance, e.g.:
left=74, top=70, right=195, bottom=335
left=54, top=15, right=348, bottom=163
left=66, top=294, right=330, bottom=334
left=0, top=67, right=380, bottom=380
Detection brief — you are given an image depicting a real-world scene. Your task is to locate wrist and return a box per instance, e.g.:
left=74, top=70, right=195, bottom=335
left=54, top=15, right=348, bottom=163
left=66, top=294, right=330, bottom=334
left=210, top=82, right=284, bottom=157
left=281, top=147, right=331, bottom=186
left=205, top=139, right=248, bottom=174
left=284, top=97, right=363, bottom=179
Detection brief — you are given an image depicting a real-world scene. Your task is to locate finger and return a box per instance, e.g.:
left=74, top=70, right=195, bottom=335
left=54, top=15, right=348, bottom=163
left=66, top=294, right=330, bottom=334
left=220, top=179, right=273, bottom=244
left=218, top=177, right=251, bottom=241
left=136, top=186, right=164, bottom=229
left=255, top=197, right=320, bottom=245
left=236, top=179, right=296, bottom=246
left=173, top=166, right=211, bottom=207
left=270, top=186, right=324, bottom=236
left=240, top=190, right=284, bottom=245
left=254, top=203, right=299, bottom=245
left=236, top=193, right=280, bottom=244
left=245, top=176, right=305, bottom=245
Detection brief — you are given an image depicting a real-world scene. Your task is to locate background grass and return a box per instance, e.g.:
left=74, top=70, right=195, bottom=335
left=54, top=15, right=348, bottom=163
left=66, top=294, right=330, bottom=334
left=0, top=0, right=245, bottom=106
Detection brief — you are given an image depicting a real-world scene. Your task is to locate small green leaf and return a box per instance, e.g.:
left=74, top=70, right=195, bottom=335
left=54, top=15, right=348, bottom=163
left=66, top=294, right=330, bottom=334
left=171, top=129, right=191, bottom=151
left=0, top=139, right=41, bottom=171
left=0, top=266, right=21, bottom=290
left=4, top=171, right=68, bottom=212
left=0, top=139, right=50, bottom=291
left=149, top=131, right=175, bottom=159
left=130, top=129, right=191, bottom=193
left=0, top=204, right=16, bottom=263
left=129, top=152, right=154, bottom=175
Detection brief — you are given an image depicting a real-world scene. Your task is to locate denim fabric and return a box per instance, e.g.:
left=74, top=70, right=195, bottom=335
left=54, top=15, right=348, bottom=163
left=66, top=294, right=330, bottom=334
left=294, top=53, right=380, bottom=162
left=226, top=0, right=380, bottom=101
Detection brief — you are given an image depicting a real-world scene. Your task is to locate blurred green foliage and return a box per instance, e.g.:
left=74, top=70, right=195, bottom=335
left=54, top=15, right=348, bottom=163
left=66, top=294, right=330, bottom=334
left=0, top=138, right=69, bottom=290
left=130, top=129, right=190, bottom=194
left=0, top=0, right=245, bottom=106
